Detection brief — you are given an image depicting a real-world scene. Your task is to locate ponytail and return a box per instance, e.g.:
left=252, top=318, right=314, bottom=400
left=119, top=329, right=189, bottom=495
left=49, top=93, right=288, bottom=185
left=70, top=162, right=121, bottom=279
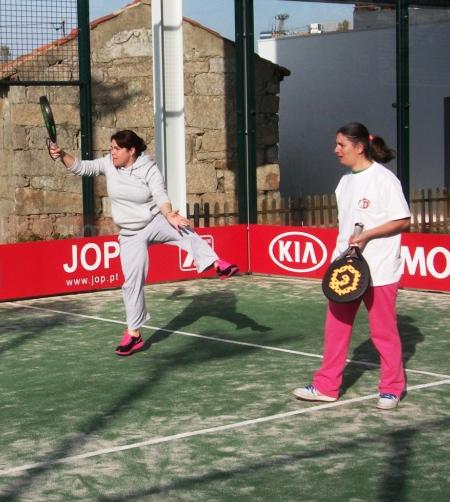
left=369, top=135, right=395, bottom=164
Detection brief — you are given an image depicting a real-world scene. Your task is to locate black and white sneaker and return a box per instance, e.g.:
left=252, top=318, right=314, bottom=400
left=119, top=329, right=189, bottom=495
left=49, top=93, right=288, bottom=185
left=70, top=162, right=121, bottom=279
left=293, top=384, right=337, bottom=402
left=376, top=393, right=399, bottom=410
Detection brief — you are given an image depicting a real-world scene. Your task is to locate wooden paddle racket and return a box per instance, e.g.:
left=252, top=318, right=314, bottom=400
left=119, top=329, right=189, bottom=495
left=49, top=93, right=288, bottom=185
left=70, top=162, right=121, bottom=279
left=39, top=96, right=57, bottom=159
left=322, top=223, right=371, bottom=303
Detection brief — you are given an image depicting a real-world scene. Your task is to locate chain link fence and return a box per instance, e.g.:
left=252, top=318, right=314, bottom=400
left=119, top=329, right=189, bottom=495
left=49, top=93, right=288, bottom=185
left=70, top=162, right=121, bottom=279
left=0, top=0, right=79, bottom=83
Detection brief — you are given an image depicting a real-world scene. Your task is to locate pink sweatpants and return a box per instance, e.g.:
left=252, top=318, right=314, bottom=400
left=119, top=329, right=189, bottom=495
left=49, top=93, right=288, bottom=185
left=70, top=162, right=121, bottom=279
left=313, top=282, right=405, bottom=398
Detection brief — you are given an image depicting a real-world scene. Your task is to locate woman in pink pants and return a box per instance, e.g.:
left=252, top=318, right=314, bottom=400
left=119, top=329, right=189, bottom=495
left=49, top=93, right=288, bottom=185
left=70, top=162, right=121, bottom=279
left=294, top=122, right=410, bottom=410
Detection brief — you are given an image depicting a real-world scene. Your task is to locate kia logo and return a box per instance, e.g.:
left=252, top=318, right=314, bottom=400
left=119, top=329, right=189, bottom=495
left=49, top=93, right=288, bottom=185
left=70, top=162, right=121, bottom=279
left=269, top=231, right=328, bottom=273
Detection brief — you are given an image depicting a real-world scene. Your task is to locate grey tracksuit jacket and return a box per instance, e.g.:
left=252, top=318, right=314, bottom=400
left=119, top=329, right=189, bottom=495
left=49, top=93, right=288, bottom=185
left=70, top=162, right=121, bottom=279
left=70, top=153, right=170, bottom=234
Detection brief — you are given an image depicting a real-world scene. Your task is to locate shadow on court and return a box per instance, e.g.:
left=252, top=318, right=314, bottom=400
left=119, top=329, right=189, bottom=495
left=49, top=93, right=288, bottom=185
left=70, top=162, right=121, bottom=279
left=340, top=315, right=425, bottom=396
left=92, top=418, right=448, bottom=502
left=378, top=428, right=416, bottom=502
left=0, top=306, right=69, bottom=357
left=143, top=288, right=272, bottom=350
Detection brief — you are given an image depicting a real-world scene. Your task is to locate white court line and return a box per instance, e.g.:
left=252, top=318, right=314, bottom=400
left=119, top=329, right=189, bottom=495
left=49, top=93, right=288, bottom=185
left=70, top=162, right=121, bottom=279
left=1, top=378, right=449, bottom=476
left=4, top=302, right=450, bottom=380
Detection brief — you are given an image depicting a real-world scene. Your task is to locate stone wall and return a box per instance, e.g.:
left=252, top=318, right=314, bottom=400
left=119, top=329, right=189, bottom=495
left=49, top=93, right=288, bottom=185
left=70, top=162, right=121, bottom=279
left=0, top=0, right=288, bottom=243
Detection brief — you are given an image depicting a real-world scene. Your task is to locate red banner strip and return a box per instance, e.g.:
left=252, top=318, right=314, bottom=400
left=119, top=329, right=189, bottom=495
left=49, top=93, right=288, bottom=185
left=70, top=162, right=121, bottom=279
left=0, top=225, right=448, bottom=301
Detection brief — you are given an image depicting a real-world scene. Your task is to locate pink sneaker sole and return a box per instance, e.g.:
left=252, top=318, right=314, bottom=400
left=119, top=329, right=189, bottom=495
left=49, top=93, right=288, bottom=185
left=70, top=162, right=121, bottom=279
left=216, top=259, right=239, bottom=279
left=115, top=332, right=144, bottom=356
left=219, top=265, right=239, bottom=279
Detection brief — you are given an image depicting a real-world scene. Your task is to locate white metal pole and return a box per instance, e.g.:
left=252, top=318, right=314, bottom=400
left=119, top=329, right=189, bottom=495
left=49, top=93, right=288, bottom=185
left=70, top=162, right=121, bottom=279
left=152, top=0, right=187, bottom=215
left=152, top=0, right=166, bottom=178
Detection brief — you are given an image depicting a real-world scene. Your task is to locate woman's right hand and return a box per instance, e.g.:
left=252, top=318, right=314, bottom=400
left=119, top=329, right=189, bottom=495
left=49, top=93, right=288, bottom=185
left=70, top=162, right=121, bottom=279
left=48, top=142, right=63, bottom=161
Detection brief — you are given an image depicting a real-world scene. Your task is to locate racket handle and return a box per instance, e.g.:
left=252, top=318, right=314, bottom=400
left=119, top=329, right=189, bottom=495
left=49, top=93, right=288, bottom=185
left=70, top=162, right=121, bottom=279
left=353, top=222, right=364, bottom=237
left=348, top=223, right=364, bottom=255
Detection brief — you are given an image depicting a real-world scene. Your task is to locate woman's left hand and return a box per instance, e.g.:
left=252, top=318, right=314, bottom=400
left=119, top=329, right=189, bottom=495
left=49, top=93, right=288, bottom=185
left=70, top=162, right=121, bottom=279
left=166, top=210, right=190, bottom=230
left=349, top=231, right=369, bottom=251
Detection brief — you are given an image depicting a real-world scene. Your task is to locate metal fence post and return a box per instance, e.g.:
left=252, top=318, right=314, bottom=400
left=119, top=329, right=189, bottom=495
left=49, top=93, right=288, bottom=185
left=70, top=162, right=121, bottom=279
left=396, top=0, right=410, bottom=202
left=77, top=0, right=95, bottom=236
left=235, top=0, right=257, bottom=224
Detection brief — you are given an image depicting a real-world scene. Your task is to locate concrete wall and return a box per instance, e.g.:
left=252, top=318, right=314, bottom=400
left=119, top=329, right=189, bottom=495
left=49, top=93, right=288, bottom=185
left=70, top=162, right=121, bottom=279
left=0, top=0, right=286, bottom=243
left=354, top=5, right=450, bottom=30
left=258, top=20, right=450, bottom=199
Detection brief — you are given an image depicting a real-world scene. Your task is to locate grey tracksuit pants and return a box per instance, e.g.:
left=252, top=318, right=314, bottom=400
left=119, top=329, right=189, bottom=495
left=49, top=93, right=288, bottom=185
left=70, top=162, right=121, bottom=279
left=119, top=213, right=218, bottom=330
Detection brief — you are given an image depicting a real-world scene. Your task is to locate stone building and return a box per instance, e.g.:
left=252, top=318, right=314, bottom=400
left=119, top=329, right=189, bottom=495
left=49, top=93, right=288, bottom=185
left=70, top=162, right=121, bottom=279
left=0, top=0, right=288, bottom=243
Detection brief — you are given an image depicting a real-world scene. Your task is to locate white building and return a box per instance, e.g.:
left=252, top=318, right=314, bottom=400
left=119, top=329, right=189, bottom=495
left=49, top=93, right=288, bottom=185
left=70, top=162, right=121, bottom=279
left=258, top=16, right=450, bottom=198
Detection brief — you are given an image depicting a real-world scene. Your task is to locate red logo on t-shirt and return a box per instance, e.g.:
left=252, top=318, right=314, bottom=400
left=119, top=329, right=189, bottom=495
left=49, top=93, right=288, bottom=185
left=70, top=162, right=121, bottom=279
left=358, top=198, right=370, bottom=209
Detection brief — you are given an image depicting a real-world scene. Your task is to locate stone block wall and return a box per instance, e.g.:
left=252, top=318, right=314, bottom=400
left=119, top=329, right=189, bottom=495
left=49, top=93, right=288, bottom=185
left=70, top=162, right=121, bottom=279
left=0, top=0, right=287, bottom=243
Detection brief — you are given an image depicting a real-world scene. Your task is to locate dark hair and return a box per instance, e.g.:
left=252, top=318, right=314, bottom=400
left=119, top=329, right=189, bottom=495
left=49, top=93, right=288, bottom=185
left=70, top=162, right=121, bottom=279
left=110, top=130, right=147, bottom=156
left=336, top=122, right=395, bottom=164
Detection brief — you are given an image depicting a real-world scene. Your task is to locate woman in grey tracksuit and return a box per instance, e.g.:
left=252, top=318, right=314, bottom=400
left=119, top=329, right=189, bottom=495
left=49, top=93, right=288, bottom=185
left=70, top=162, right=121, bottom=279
left=50, top=130, right=238, bottom=356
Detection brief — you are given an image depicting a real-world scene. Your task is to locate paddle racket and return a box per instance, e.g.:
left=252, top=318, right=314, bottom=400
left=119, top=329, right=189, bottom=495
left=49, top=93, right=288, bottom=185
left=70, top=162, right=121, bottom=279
left=322, top=223, right=371, bottom=303
left=39, top=96, right=57, bottom=158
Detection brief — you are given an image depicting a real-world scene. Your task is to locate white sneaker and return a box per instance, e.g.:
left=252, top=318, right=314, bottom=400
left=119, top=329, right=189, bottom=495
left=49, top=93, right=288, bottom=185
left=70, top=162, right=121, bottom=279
left=376, top=393, right=400, bottom=410
left=293, top=384, right=337, bottom=402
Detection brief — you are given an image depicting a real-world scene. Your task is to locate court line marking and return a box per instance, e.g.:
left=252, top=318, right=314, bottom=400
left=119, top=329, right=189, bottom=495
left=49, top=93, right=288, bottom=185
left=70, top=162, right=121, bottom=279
left=4, top=302, right=450, bottom=380
left=1, top=378, right=449, bottom=476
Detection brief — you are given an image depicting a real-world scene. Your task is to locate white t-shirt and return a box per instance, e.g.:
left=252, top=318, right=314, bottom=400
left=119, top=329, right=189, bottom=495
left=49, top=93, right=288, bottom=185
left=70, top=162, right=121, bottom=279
left=333, top=162, right=411, bottom=286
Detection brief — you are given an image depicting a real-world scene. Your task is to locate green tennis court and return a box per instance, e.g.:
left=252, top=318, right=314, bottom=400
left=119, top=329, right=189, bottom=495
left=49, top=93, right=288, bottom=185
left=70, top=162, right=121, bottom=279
left=1, top=275, right=449, bottom=501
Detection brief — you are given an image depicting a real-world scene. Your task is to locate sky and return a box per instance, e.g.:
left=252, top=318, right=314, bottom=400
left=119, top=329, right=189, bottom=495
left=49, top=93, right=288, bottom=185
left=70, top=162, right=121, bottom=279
left=89, top=1, right=354, bottom=41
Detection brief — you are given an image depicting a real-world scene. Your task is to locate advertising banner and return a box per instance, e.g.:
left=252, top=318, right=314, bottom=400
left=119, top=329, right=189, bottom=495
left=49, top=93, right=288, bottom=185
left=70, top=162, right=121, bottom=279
left=400, top=232, right=450, bottom=291
left=0, top=224, right=448, bottom=301
left=249, top=225, right=338, bottom=280
left=249, top=225, right=449, bottom=293
left=0, top=226, right=248, bottom=301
